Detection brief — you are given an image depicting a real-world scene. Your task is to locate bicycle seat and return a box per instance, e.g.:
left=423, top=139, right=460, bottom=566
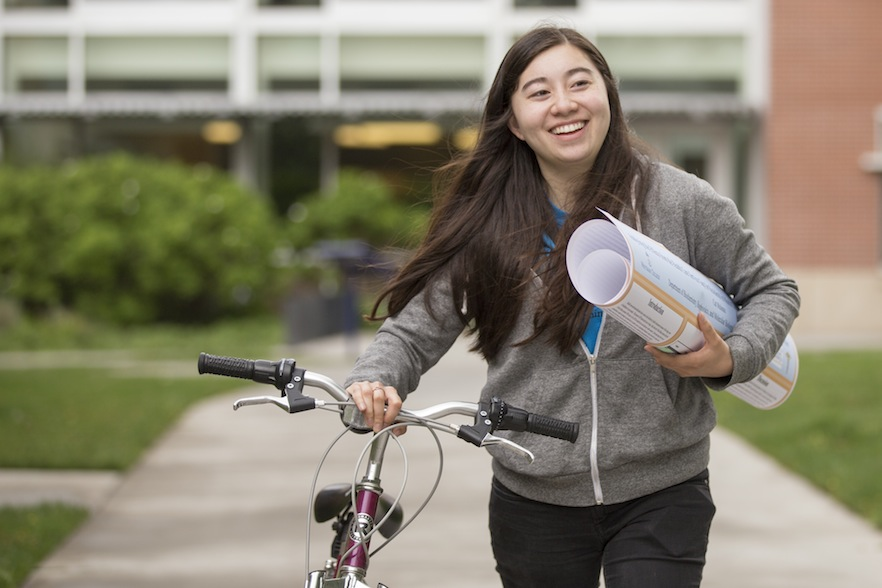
left=314, top=482, right=405, bottom=538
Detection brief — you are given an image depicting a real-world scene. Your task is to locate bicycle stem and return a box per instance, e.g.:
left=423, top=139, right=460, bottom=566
left=336, top=433, right=390, bottom=578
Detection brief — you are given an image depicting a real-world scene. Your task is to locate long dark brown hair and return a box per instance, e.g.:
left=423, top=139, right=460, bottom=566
left=368, top=25, right=653, bottom=360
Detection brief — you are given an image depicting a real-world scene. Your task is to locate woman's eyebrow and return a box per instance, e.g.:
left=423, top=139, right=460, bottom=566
left=521, top=76, right=549, bottom=92
left=520, top=67, right=595, bottom=92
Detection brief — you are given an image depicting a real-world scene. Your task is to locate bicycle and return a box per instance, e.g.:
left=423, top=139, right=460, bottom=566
left=197, top=352, right=579, bottom=588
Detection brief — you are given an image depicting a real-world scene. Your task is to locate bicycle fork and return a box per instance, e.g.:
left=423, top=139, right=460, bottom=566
left=305, top=434, right=391, bottom=588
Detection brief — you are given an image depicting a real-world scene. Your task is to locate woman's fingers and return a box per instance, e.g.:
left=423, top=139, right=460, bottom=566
left=346, top=381, right=404, bottom=433
left=644, top=313, right=733, bottom=378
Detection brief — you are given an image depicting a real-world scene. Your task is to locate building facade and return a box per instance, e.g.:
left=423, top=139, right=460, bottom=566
left=1, top=0, right=879, bottom=341
left=766, top=0, right=882, bottom=344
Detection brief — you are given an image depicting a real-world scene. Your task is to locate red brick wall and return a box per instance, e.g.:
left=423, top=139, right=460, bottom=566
left=767, top=0, right=882, bottom=266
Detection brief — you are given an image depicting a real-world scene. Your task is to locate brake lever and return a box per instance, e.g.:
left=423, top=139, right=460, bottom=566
left=233, top=395, right=291, bottom=411
left=480, top=433, right=535, bottom=463
left=232, top=394, right=320, bottom=414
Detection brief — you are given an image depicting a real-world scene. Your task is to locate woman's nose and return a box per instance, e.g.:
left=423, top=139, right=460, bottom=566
left=551, top=93, right=577, bottom=114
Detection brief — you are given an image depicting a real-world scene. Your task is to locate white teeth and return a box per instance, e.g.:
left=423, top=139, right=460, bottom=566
left=551, top=122, right=585, bottom=135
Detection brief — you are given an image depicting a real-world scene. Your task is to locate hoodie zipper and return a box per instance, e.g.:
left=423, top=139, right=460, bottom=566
left=579, top=316, right=605, bottom=505
left=581, top=204, right=637, bottom=505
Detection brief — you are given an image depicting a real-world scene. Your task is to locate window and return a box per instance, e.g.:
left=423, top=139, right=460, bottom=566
left=0, top=119, right=76, bottom=164
left=339, top=36, right=483, bottom=91
left=85, top=37, right=228, bottom=93
left=83, top=119, right=232, bottom=170
left=675, top=152, right=708, bottom=180
left=4, top=0, right=68, bottom=7
left=618, top=79, right=738, bottom=94
left=258, top=0, right=320, bottom=6
left=3, top=37, right=67, bottom=93
left=258, top=36, right=321, bottom=92
left=860, top=106, right=882, bottom=175
left=514, top=0, right=577, bottom=7
left=599, top=35, right=743, bottom=96
left=859, top=106, right=882, bottom=261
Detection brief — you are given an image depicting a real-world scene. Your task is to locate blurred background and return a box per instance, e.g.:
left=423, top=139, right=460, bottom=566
left=1, top=0, right=879, bottom=345
left=2, top=2, right=881, bottom=586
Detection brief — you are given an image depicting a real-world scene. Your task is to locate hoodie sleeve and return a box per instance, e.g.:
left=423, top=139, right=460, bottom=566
left=682, top=178, right=801, bottom=389
left=641, top=164, right=800, bottom=389
left=344, top=275, right=466, bottom=400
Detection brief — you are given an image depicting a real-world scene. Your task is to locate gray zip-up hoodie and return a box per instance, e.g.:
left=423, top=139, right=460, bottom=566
left=346, top=162, right=800, bottom=507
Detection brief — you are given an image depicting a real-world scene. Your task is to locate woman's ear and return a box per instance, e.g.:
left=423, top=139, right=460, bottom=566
left=507, top=116, right=524, bottom=141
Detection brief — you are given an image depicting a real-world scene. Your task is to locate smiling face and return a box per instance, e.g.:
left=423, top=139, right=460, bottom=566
left=507, top=43, right=611, bottom=203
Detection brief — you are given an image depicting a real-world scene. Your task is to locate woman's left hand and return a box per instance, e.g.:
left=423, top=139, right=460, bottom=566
left=644, top=312, right=734, bottom=378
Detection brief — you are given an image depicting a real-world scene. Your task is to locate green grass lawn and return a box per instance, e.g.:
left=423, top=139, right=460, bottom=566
left=0, top=312, right=285, bottom=357
left=0, top=315, right=284, bottom=586
left=0, top=369, right=253, bottom=469
left=714, top=348, right=882, bottom=529
left=0, top=315, right=285, bottom=470
left=0, top=504, right=88, bottom=588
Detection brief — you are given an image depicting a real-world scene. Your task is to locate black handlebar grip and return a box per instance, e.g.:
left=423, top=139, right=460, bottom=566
left=526, top=414, right=579, bottom=443
left=198, top=353, right=297, bottom=390
left=198, top=352, right=257, bottom=380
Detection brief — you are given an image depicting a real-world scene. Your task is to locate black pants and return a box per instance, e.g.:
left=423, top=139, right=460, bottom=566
left=488, top=470, right=715, bottom=588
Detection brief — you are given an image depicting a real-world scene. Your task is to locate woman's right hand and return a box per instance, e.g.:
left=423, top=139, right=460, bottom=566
left=346, top=380, right=404, bottom=434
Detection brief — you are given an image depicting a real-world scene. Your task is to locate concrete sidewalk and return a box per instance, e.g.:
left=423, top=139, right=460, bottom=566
left=9, top=335, right=882, bottom=587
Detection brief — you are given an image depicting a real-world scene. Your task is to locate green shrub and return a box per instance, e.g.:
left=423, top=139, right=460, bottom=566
left=0, top=153, right=284, bottom=325
left=286, top=168, right=429, bottom=251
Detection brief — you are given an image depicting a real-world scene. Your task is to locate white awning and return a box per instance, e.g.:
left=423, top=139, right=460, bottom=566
left=0, top=91, right=754, bottom=120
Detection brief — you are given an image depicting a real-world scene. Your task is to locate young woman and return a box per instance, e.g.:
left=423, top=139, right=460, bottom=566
left=346, top=25, right=800, bottom=587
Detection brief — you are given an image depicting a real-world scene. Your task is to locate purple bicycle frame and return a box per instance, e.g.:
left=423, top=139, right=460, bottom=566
left=336, top=487, right=381, bottom=572
left=334, top=433, right=389, bottom=578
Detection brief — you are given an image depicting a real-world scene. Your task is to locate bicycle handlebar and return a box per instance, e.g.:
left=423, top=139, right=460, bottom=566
left=199, top=352, right=351, bottom=400
left=198, top=352, right=579, bottom=453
